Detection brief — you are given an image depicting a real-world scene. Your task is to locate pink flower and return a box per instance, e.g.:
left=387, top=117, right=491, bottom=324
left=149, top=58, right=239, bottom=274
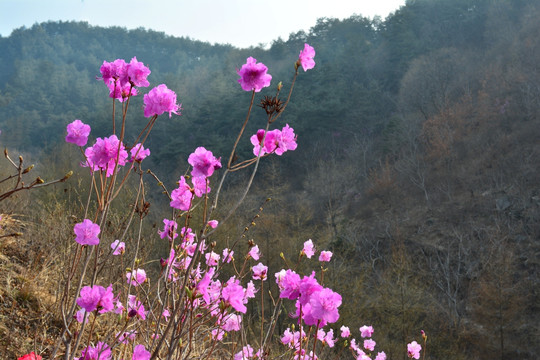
left=207, top=220, right=219, bottom=229
left=170, top=176, right=193, bottom=211
left=222, top=313, right=242, bottom=331
left=364, top=339, right=376, bottom=351
left=274, top=124, right=298, bottom=155
left=116, top=330, right=136, bottom=344
left=250, top=129, right=278, bottom=156
left=252, top=262, right=268, bottom=281
left=375, top=352, right=387, bottom=360
left=205, top=251, right=220, bottom=266
left=244, top=280, right=257, bottom=299
left=66, top=119, right=91, bottom=146
left=192, top=176, right=210, bottom=197
left=76, top=284, right=114, bottom=313
left=359, top=325, right=374, bottom=338
left=234, top=344, right=254, bottom=360
left=248, top=244, right=261, bottom=260
left=298, top=272, right=323, bottom=306
left=324, top=329, right=336, bottom=347
left=130, top=143, right=150, bottom=162
left=80, top=341, right=111, bottom=360
left=250, top=125, right=297, bottom=157
left=143, top=84, right=181, bottom=118
left=107, top=79, right=138, bottom=101
left=298, top=43, right=316, bottom=71
left=223, top=248, right=234, bottom=263
left=126, top=57, right=151, bottom=87
left=222, top=277, right=247, bottom=313
left=407, top=341, right=422, bottom=359
left=158, top=219, right=178, bottom=240
left=74, top=219, right=100, bottom=246
left=302, top=239, right=315, bottom=258
left=132, top=344, right=151, bottom=360
left=111, top=240, right=125, bottom=255
left=309, top=287, right=342, bottom=324
left=319, top=250, right=333, bottom=262
left=340, top=325, right=351, bottom=338
left=126, top=269, right=147, bottom=286
left=281, top=328, right=294, bottom=345
left=237, top=57, right=272, bottom=92
left=86, top=135, right=128, bottom=177
left=127, top=295, right=146, bottom=320
left=74, top=309, right=88, bottom=324
left=18, top=352, right=42, bottom=360
left=276, top=269, right=301, bottom=300
left=99, top=59, right=127, bottom=85
left=188, top=147, right=222, bottom=178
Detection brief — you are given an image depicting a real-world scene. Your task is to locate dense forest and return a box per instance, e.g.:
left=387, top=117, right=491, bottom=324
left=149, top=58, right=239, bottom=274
left=1, top=0, right=540, bottom=359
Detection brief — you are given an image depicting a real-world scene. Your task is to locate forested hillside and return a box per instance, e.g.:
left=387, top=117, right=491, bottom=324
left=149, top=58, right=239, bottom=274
left=1, top=0, right=539, bottom=358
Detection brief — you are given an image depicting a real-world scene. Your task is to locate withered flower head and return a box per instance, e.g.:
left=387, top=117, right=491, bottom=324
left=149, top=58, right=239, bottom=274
left=258, top=95, right=284, bottom=116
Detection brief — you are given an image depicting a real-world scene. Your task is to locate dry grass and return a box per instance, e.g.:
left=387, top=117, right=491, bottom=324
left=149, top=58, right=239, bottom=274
left=0, top=207, right=67, bottom=357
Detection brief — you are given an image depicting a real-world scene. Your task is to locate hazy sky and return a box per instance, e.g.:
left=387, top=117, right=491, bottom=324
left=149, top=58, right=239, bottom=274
left=0, top=0, right=405, bottom=48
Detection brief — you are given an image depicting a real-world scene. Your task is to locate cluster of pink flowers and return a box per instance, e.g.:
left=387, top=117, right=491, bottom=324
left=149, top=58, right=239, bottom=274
left=65, top=119, right=153, bottom=176
left=344, top=325, right=387, bottom=360
left=82, top=134, right=129, bottom=177
left=99, top=57, right=150, bottom=102
left=250, top=124, right=298, bottom=157
left=170, top=147, right=221, bottom=211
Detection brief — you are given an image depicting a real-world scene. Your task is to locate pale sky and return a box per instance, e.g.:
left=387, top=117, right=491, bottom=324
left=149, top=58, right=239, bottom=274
left=0, top=0, right=405, bottom=48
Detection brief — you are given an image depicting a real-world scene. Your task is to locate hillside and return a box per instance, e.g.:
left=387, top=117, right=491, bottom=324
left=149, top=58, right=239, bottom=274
left=1, top=0, right=540, bottom=358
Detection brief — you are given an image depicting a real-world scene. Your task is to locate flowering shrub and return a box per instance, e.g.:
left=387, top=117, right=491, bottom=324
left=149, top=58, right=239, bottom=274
left=15, top=43, right=426, bottom=360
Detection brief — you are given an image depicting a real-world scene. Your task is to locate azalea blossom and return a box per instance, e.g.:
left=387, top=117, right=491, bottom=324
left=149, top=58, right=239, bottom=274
left=74, top=219, right=101, bottom=246
left=111, top=239, right=125, bottom=255
left=248, top=244, right=261, bottom=260
left=130, top=143, right=150, bottom=162
left=302, top=239, right=315, bottom=258
left=375, top=352, right=387, bottom=360
left=237, top=57, right=272, bottom=92
left=319, top=250, right=333, bottom=262
left=340, top=325, right=351, bottom=338
left=360, top=325, right=374, bottom=338
left=127, top=295, right=146, bottom=320
left=364, top=339, right=376, bottom=351
left=309, top=287, right=342, bottom=324
left=170, top=176, right=193, bottom=211
left=158, top=219, right=178, bottom=240
left=126, top=269, right=147, bottom=286
left=126, top=56, right=151, bottom=87
left=188, top=147, right=222, bottom=178
left=298, top=43, right=316, bottom=71
left=143, top=84, right=181, bottom=118
left=66, top=119, right=91, bottom=146
left=83, top=135, right=129, bottom=177
left=76, top=284, right=114, bottom=313
left=252, top=262, right=268, bottom=281
left=222, top=277, right=247, bottom=313
left=132, top=344, right=151, bottom=360
left=407, top=341, right=422, bottom=359
left=79, top=341, right=111, bottom=360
